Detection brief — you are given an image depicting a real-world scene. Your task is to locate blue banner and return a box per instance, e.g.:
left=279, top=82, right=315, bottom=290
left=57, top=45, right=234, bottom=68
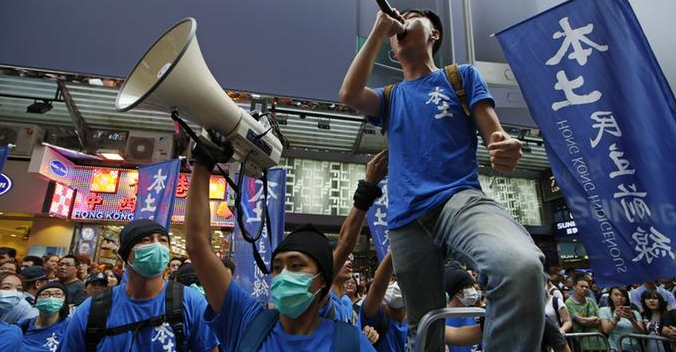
left=497, top=0, right=676, bottom=285
left=0, top=146, right=9, bottom=175
left=134, top=159, right=181, bottom=229
left=233, top=168, right=286, bottom=303
left=366, top=179, right=389, bottom=262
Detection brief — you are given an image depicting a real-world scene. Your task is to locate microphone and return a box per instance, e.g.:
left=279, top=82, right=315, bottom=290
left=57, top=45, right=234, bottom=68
left=375, top=0, right=406, bottom=39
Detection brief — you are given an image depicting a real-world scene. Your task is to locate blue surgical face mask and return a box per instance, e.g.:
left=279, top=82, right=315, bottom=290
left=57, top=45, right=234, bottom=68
left=35, top=297, right=65, bottom=317
left=0, top=290, right=23, bottom=314
left=270, top=270, right=321, bottom=319
left=129, top=242, right=170, bottom=278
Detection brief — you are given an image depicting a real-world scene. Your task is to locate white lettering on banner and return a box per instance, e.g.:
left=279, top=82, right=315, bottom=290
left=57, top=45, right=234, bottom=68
left=546, top=17, right=608, bottom=66
left=590, top=111, right=622, bottom=148
left=152, top=322, right=176, bottom=352
left=608, top=144, right=635, bottom=178
left=148, top=168, right=168, bottom=193
left=374, top=208, right=387, bottom=227
left=614, top=183, right=652, bottom=223
left=632, top=226, right=675, bottom=264
left=43, top=332, right=60, bottom=352
left=374, top=185, right=388, bottom=207
left=552, top=70, right=602, bottom=111
left=247, top=180, right=278, bottom=224
left=141, top=193, right=157, bottom=214
left=426, top=87, right=454, bottom=119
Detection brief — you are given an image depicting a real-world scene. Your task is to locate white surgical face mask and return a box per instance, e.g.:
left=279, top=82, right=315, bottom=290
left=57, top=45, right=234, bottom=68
left=384, top=282, right=404, bottom=309
left=457, top=288, right=479, bottom=307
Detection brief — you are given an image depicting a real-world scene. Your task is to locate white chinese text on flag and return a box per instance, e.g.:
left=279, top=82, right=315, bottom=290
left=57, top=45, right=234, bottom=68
left=134, top=159, right=181, bottom=229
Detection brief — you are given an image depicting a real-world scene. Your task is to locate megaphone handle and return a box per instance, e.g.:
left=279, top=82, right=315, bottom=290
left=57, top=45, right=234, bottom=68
left=170, top=110, right=238, bottom=190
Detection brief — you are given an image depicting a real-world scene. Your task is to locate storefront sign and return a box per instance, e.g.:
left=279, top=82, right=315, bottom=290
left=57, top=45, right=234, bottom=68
left=70, top=166, right=233, bottom=226
left=0, top=173, right=12, bottom=196
left=28, top=145, right=74, bottom=185
left=46, top=182, right=75, bottom=218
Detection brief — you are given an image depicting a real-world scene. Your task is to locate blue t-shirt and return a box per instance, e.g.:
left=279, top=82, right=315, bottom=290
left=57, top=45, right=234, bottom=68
left=319, top=290, right=354, bottom=324
left=204, top=281, right=375, bottom=352
left=357, top=305, right=408, bottom=352
left=446, top=317, right=480, bottom=352
left=22, top=317, right=70, bottom=352
left=61, top=282, right=218, bottom=351
left=370, top=65, right=494, bottom=230
left=0, top=321, right=21, bottom=352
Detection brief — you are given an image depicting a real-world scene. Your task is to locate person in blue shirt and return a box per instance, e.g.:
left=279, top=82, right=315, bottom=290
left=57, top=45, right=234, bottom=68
left=319, top=253, right=358, bottom=324
left=60, top=219, right=219, bottom=352
left=20, top=281, right=71, bottom=352
left=443, top=265, right=481, bottom=352
left=0, top=272, right=38, bottom=324
left=339, top=6, right=545, bottom=352
left=185, top=143, right=380, bottom=352
left=0, top=320, right=21, bottom=351
left=358, top=252, right=408, bottom=352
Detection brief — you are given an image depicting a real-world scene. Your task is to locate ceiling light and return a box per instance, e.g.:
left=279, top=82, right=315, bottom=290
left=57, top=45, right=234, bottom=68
left=96, top=149, right=125, bottom=161
left=26, top=100, right=53, bottom=114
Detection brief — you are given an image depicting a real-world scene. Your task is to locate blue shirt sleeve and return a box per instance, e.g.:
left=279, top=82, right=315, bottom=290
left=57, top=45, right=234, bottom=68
left=0, top=321, right=22, bottom=352
left=183, top=287, right=219, bottom=352
left=358, top=303, right=386, bottom=329
left=203, top=281, right=264, bottom=352
left=59, top=295, right=91, bottom=351
left=460, top=64, right=495, bottom=110
left=366, top=87, right=385, bottom=127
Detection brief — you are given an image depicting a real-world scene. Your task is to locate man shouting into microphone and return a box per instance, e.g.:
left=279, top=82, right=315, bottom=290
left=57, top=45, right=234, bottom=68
left=339, top=7, right=545, bottom=352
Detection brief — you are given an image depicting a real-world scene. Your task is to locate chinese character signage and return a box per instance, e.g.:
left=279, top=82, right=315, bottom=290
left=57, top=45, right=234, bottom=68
left=233, top=168, right=286, bottom=304
left=497, top=0, right=676, bottom=285
left=134, top=159, right=181, bottom=229
left=366, top=179, right=389, bottom=262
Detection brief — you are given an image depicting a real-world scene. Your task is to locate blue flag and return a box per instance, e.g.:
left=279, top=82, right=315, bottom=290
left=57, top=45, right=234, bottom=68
left=134, top=159, right=181, bottom=229
left=366, top=179, right=389, bottom=262
left=0, top=146, right=9, bottom=175
left=497, top=0, right=676, bottom=285
left=233, top=168, right=286, bottom=303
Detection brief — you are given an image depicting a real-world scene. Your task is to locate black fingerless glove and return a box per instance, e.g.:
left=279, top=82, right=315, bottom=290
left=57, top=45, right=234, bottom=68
left=353, top=180, right=383, bottom=211
left=190, top=129, right=235, bottom=170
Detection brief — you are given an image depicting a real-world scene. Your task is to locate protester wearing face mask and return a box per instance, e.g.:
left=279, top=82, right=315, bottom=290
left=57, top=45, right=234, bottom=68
left=185, top=145, right=377, bottom=351
left=443, top=265, right=480, bottom=352
left=61, top=219, right=219, bottom=351
left=20, top=281, right=70, bottom=352
left=358, top=252, right=408, bottom=352
left=0, top=272, right=38, bottom=324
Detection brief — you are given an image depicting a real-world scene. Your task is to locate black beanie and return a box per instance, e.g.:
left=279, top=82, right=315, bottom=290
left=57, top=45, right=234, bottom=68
left=444, top=267, right=476, bottom=298
left=271, top=224, right=333, bottom=298
left=118, top=219, right=169, bottom=262
left=35, top=281, right=69, bottom=321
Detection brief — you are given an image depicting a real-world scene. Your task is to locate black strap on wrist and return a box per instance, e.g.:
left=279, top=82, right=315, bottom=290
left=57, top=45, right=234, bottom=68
left=353, top=180, right=383, bottom=211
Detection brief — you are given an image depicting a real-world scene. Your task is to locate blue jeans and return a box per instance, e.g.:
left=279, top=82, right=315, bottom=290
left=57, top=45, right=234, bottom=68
left=389, top=189, right=546, bottom=351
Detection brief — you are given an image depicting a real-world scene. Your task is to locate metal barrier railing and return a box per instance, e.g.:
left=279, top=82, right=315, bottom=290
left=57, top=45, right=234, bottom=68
left=414, top=307, right=485, bottom=352
left=564, top=332, right=611, bottom=352
left=618, top=333, right=676, bottom=352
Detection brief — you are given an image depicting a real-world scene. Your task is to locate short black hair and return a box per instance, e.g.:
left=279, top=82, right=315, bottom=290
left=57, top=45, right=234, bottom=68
left=0, top=247, right=16, bottom=258
left=221, top=257, right=236, bottom=275
left=641, top=289, right=667, bottom=320
left=22, top=255, right=43, bottom=267
left=59, top=255, right=81, bottom=267
left=403, top=8, right=443, bottom=56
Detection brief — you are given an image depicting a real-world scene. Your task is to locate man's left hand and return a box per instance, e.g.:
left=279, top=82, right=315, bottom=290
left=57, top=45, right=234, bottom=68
left=487, top=131, right=523, bottom=173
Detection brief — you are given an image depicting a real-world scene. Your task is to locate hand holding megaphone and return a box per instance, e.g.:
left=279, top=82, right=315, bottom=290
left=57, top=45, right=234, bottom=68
left=374, top=0, right=407, bottom=39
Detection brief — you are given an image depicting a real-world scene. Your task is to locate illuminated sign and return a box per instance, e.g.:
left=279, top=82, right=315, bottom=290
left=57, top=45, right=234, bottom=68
left=90, top=169, right=120, bottom=193
left=48, top=182, right=75, bottom=218
left=0, top=173, right=12, bottom=196
left=49, top=160, right=68, bottom=178
left=70, top=166, right=233, bottom=227
left=28, top=146, right=74, bottom=185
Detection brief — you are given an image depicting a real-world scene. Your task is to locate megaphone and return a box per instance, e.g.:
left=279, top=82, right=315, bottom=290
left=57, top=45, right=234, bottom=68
left=115, top=17, right=282, bottom=177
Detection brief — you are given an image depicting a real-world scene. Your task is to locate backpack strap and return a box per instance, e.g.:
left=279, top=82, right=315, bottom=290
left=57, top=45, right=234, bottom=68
left=380, top=83, right=397, bottom=134
left=165, top=281, right=185, bottom=352
left=334, top=320, right=360, bottom=352
left=85, top=288, right=113, bottom=352
left=444, top=64, right=471, bottom=117
left=236, top=309, right=280, bottom=352
left=553, top=295, right=562, bottom=326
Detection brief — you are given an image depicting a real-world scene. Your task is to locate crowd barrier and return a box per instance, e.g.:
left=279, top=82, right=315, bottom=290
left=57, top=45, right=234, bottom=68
left=414, top=307, right=485, bottom=352
left=618, top=333, right=676, bottom=352
left=564, top=332, right=611, bottom=352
